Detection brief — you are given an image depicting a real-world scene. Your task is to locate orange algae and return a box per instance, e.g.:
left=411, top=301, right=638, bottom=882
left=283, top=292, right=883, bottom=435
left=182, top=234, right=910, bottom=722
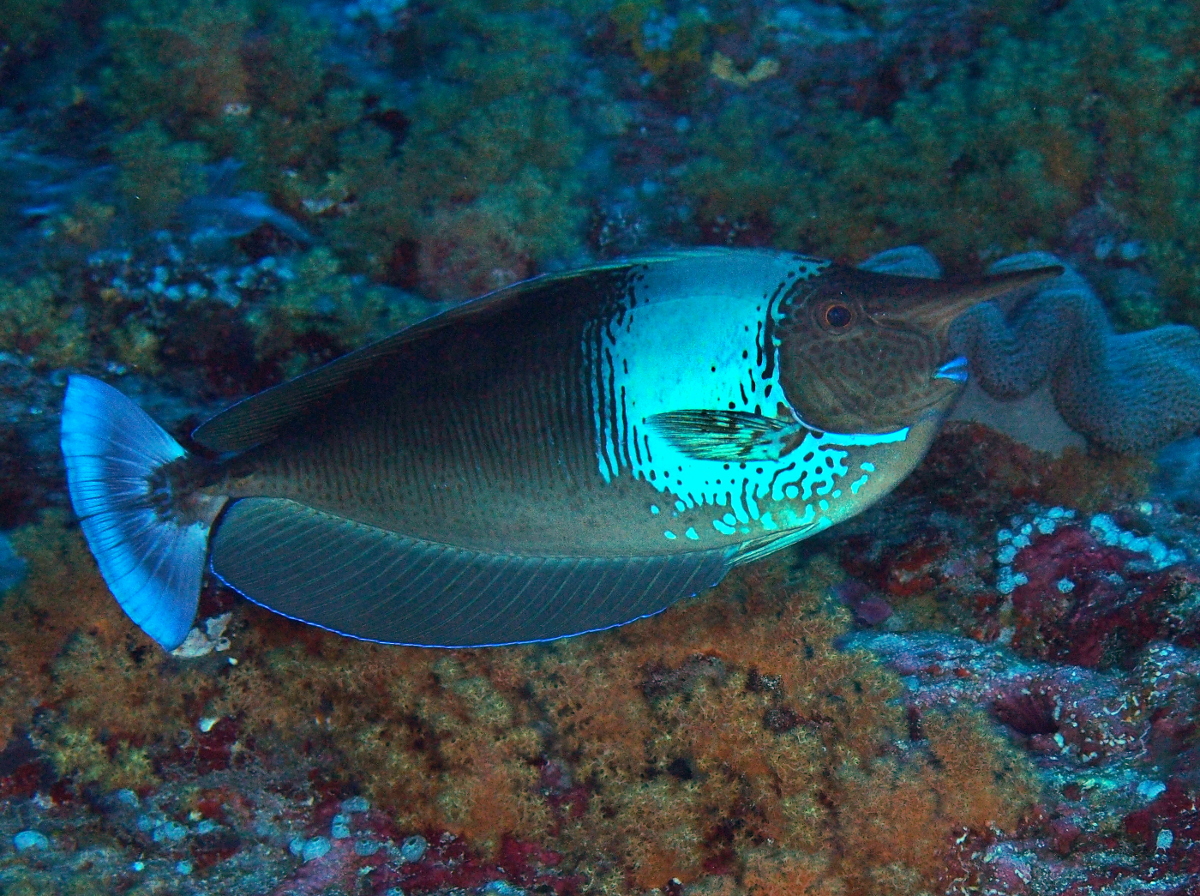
left=521, top=557, right=1039, bottom=893
left=0, top=513, right=204, bottom=789
left=1, top=515, right=1039, bottom=893
left=0, top=513, right=138, bottom=748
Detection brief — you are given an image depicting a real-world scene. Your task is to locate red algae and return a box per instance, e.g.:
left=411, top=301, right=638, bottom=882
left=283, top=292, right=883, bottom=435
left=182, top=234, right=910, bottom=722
left=1010, top=525, right=1200, bottom=669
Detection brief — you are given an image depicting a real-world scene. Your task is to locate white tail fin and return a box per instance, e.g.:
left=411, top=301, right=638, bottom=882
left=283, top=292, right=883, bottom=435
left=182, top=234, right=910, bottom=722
left=60, top=375, right=209, bottom=650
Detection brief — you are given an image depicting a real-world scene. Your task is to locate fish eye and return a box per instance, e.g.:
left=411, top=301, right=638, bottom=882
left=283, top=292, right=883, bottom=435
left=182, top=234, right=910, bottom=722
left=820, top=302, right=855, bottom=331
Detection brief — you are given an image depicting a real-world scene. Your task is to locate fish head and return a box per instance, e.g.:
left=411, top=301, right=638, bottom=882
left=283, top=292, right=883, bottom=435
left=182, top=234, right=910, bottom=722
left=776, top=264, right=1062, bottom=435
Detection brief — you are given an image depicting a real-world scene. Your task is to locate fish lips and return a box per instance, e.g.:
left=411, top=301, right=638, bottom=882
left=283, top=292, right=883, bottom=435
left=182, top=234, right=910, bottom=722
left=933, top=355, right=970, bottom=383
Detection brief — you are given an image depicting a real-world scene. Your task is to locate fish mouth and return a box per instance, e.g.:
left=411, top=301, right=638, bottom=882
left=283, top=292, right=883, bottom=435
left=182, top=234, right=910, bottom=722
left=933, top=355, right=969, bottom=383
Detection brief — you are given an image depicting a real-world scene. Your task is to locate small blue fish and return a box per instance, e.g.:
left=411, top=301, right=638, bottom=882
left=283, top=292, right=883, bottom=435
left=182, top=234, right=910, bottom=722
left=60, top=249, right=1059, bottom=650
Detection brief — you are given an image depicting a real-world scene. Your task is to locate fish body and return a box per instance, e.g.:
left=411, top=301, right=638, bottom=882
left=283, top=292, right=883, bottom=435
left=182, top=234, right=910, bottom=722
left=60, top=249, right=1059, bottom=650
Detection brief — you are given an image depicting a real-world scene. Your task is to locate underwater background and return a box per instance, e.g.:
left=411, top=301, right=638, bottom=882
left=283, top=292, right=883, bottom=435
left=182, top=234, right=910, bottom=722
left=2, top=1, right=1200, bottom=894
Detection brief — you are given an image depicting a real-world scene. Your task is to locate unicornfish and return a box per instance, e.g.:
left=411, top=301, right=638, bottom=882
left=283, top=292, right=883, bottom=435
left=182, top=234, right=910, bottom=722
left=60, top=249, right=1060, bottom=650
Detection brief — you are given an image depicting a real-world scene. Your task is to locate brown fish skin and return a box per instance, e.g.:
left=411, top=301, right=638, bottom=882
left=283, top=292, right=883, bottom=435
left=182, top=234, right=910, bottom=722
left=181, top=254, right=1055, bottom=557
left=62, top=248, right=1062, bottom=649
left=776, top=265, right=1063, bottom=435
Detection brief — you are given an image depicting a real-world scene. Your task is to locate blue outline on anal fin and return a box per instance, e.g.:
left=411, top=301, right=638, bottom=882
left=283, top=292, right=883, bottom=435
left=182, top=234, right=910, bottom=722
left=210, top=497, right=734, bottom=648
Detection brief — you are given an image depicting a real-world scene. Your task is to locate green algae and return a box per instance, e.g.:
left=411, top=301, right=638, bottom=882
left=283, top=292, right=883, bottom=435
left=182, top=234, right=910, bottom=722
left=0, top=276, right=88, bottom=368
left=392, top=1, right=587, bottom=297
left=687, top=18, right=1094, bottom=259
left=112, top=122, right=208, bottom=229
left=0, top=0, right=66, bottom=52
left=682, top=0, right=1200, bottom=329
left=39, top=723, right=158, bottom=793
left=247, top=247, right=427, bottom=375
left=100, top=0, right=589, bottom=295
left=609, top=0, right=713, bottom=91
left=103, top=0, right=390, bottom=264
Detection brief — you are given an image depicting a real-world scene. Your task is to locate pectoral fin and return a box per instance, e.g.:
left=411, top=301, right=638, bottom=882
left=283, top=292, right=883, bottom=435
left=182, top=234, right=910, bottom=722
left=645, top=409, right=812, bottom=461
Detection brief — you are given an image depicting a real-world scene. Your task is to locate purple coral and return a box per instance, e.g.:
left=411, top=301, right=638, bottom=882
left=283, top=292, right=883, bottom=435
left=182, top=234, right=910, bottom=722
left=956, top=254, right=1200, bottom=453
left=862, top=246, right=1200, bottom=454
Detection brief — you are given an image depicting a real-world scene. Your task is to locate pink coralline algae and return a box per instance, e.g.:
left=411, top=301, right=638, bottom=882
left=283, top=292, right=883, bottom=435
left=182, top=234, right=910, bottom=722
left=857, top=632, right=1147, bottom=765
left=266, top=825, right=573, bottom=896
left=859, top=630, right=1200, bottom=894
left=829, top=416, right=1200, bottom=895
left=1009, top=522, right=1200, bottom=669
left=1124, top=779, right=1200, bottom=873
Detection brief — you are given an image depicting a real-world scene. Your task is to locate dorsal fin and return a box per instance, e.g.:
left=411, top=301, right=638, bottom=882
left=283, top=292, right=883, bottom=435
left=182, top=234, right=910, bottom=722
left=194, top=285, right=556, bottom=452
left=194, top=329, right=417, bottom=453
left=192, top=249, right=801, bottom=453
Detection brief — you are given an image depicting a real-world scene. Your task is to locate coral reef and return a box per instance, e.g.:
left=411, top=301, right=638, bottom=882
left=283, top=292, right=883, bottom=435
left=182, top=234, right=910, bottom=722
left=9, top=406, right=1200, bottom=894
left=0, top=512, right=1040, bottom=895
left=3, top=0, right=1200, bottom=894
left=520, top=557, right=1037, bottom=893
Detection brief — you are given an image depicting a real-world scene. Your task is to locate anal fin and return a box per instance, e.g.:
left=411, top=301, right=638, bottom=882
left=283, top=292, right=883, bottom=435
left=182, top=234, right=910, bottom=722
left=210, top=498, right=734, bottom=647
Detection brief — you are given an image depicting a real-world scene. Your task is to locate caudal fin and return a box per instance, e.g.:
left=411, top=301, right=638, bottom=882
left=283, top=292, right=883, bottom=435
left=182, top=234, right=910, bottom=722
left=60, top=375, right=209, bottom=650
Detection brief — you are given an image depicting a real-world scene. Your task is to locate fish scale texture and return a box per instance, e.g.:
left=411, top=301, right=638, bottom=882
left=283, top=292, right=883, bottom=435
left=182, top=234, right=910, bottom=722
left=867, top=248, right=1200, bottom=454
